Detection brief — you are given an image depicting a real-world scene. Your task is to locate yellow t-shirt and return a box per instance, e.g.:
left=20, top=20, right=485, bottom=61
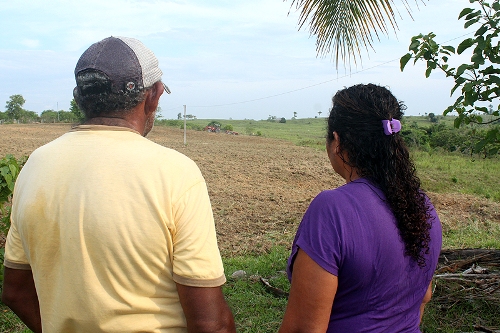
left=4, top=125, right=226, bottom=333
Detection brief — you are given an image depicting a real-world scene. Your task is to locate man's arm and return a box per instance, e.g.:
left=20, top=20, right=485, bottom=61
left=279, top=249, right=338, bottom=333
left=176, top=284, right=235, bottom=333
left=2, top=267, right=42, bottom=333
left=420, top=281, right=433, bottom=324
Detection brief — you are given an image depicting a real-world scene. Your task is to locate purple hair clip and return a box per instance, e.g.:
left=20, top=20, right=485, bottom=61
left=382, top=119, right=401, bottom=135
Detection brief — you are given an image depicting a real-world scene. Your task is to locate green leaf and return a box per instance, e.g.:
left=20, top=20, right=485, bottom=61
left=485, top=128, right=499, bottom=140
left=425, top=67, right=432, bottom=78
left=475, top=25, right=488, bottom=37
left=465, top=10, right=481, bottom=21
left=409, top=40, right=420, bottom=51
left=4, top=174, right=13, bottom=191
left=400, top=53, right=412, bottom=71
left=488, top=147, right=499, bottom=156
left=471, top=52, right=485, bottom=65
left=9, top=164, right=18, bottom=179
left=474, top=138, right=488, bottom=152
left=464, top=17, right=480, bottom=29
left=451, top=82, right=463, bottom=96
left=444, top=105, right=454, bottom=116
left=457, top=38, right=475, bottom=54
left=0, top=166, right=9, bottom=178
left=456, top=64, right=469, bottom=77
left=442, top=45, right=455, bottom=53
left=458, top=7, right=474, bottom=19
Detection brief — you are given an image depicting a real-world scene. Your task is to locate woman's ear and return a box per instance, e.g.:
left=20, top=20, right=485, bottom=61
left=333, top=132, right=340, bottom=153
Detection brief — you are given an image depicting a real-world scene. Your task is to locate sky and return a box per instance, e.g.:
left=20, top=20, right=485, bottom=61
left=0, top=0, right=474, bottom=120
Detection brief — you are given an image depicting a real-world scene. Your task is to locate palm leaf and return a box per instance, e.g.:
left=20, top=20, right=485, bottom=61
left=288, top=0, right=422, bottom=68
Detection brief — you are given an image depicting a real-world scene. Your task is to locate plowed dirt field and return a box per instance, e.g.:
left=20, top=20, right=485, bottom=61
left=1, top=124, right=499, bottom=256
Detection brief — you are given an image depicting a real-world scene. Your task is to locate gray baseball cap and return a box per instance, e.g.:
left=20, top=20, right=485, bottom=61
left=75, top=36, right=171, bottom=94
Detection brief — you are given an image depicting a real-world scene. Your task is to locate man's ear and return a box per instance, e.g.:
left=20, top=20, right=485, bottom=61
left=145, top=81, right=164, bottom=115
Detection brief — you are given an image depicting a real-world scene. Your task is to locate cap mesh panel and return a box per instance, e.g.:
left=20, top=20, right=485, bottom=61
left=116, top=36, right=163, bottom=89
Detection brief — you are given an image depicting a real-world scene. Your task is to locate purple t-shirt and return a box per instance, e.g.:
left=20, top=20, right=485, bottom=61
left=288, top=178, right=442, bottom=333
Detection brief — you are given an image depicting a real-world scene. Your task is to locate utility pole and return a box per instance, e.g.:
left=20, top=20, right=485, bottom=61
left=183, top=105, right=187, bottom=145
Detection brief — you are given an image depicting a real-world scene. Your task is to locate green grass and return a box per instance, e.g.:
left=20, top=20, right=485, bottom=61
left=413, top=150, right=500, bottom=201
left=169, top=117, right=329, bottom=149
left=442, top=217, right=500, bottom=249
left=222, top=247, right=500, bottom=333
left=0, top=303, right=30, bottom=333
left=222, top=247, right=289, bottom=333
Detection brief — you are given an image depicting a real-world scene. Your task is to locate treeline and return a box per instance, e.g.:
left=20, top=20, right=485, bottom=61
left=401, top=121, right=499, bottom=157
left=1, top=95, right=84, bottom=124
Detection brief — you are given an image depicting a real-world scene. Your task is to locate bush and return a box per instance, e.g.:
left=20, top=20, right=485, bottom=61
left=222, top=124, right=234, bottom=131
left=1, top=155, right=26, bottom=236
left=183, top=123, right=204, bottom=131
left=155, top=119, right=182, bottom=127
left=401, top=128, right=429, bottom=148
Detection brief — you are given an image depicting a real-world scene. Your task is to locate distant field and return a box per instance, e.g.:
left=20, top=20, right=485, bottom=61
left=161, top=116, right=500, bottom=202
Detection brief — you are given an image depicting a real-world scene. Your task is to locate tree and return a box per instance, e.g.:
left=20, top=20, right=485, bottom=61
left=428, top=113, right=437, bottom=123
left=318, top=111, right=322, bottom=117
left=177, top=112, right=182, bottom=120
left=41, top=110, right=58, bottom=123
left=155, top=106, right=163, bottom=120
left=70, top=99, right=85, bottom=123
left=400, top=0, right=500, bottom=156
left=5, top=95, right=26, bottom=121
left=287, top=0, right=421, bottom=67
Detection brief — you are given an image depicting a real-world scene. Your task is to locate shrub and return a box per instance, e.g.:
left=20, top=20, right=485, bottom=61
left=222, top=124, right=234, bottom=131
left=155, top=119, right=182, bottom=127
left=183, top=123, right=204, bottom=131
left=0, top=154, right=26, bottom=236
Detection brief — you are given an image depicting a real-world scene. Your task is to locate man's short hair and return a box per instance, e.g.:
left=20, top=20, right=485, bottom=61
left=73, top=36, right=170, bottom=119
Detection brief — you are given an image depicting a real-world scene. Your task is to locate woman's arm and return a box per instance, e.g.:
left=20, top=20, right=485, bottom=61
left=279, top=249, right=338, bottom=333
left=420, top=281, right=433, bottom=324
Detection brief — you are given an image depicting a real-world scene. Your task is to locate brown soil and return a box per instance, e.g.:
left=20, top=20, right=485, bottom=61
left=1, top=124, right=499, bottom=256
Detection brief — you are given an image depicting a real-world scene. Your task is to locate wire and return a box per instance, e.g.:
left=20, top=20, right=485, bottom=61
left=165, top=31, right=475, bottom=110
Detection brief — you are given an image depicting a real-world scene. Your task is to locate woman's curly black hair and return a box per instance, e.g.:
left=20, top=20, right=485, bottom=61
left=327, top=84, right=431, bottom=267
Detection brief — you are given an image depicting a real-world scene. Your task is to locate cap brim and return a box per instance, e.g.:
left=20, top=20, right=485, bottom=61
left=162, top=82, right=171, bottom=94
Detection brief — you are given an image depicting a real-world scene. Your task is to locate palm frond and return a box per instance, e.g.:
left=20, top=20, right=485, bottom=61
left=288, top=0, right=423, bottom=68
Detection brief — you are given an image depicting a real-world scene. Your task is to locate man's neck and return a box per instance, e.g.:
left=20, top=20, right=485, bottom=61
left=84, top=117, right=137, bottom=132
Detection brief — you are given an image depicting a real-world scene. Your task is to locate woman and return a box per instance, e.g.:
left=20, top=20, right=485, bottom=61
left=279, top=84, right=442, bottom=333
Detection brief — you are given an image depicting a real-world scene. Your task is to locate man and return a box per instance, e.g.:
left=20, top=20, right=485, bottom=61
left=2, top=36, right=236, bottom=333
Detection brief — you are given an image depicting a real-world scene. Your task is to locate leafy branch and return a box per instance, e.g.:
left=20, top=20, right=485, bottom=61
left=400, top=0, right=500, bottom=156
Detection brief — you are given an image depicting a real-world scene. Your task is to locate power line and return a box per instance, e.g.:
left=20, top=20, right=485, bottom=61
left=163, top=32, right=474, bottom=111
